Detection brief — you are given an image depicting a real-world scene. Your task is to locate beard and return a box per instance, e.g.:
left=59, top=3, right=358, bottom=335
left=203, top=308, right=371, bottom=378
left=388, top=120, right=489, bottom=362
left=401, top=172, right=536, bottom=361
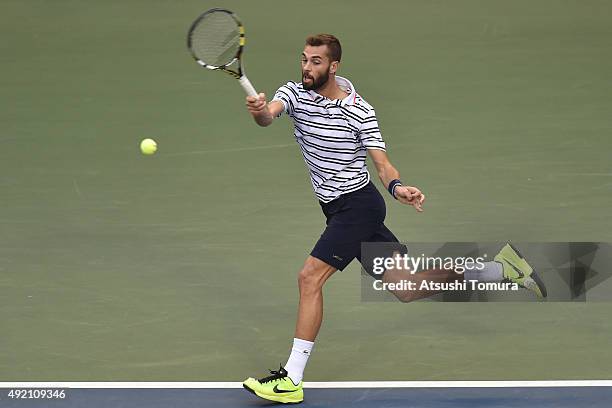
left=302, top=70, right=329, bottom=91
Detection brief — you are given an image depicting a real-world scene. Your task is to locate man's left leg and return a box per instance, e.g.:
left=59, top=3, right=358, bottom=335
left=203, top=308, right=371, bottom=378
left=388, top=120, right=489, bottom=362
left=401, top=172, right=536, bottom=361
left=382, top=245, right=547, bottom=301
left=362, top=225, right=546, bottom=300
left=359, top=223, right=468, bottom=302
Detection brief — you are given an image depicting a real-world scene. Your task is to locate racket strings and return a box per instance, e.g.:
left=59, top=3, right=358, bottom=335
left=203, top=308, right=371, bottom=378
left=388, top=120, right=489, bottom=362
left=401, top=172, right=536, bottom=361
left=190, top=12, right=240, bottom=67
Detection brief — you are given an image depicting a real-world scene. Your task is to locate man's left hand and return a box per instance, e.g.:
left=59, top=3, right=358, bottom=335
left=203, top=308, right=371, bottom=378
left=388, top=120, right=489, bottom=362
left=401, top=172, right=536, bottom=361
left=394, top=186, right=426, bottom=212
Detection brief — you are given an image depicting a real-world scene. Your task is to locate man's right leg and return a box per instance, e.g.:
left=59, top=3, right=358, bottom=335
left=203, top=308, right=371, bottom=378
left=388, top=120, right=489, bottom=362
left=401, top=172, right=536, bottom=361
left=294, top=256, right=337, bottom=341
left=279, top=256, right=337, bottom=389
left=242, top=256, right=337, bottom=404
left=243, top=186, right=372, bottom=404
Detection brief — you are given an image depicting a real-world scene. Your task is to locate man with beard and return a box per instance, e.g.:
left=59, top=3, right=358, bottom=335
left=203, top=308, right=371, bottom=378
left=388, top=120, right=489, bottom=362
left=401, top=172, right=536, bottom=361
left=241, top=33, right=546, bottom=405
left=240, top=33, right=425, bottom=404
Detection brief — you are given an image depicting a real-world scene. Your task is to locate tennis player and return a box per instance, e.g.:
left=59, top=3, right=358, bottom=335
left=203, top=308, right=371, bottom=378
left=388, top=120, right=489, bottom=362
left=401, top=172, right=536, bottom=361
left=241, top=34, right=545, bottom=404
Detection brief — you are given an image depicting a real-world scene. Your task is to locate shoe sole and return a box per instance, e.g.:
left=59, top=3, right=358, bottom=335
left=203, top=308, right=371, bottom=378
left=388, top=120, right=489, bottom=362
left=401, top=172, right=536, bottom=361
left=243, top=384, right=303, bottom=404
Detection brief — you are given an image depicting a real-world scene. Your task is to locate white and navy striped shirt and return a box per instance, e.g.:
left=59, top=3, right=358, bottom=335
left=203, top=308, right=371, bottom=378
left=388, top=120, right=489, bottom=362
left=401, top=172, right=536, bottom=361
left=272, top=76, right=386, bottom=203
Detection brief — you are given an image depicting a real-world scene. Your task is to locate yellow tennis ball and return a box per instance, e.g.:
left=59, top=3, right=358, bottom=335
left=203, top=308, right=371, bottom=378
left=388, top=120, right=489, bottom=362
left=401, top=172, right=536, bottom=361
left=140, top=138, right=157, bottom=155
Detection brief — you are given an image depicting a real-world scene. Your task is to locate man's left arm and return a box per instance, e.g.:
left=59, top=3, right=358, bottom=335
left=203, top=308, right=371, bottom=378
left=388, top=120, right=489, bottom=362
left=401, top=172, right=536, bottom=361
left=367, top=149, right=426, bottom=212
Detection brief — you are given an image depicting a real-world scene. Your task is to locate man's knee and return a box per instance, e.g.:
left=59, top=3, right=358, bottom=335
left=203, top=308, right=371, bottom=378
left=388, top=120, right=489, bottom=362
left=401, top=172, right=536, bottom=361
left=390, top=288, right=419, bottom=303
left=382, top=268, right=419, bottom=303
left=298, top=257, right=336, bottom=294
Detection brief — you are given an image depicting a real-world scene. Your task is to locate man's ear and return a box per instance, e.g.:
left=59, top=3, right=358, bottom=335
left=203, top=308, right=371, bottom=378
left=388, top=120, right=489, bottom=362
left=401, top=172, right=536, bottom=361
left=329, top=61, right=339, bottom=74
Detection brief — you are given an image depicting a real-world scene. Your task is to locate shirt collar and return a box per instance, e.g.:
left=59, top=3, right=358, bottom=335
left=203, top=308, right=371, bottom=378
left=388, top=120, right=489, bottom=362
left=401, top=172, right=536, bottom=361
left=306, top=75, right=357, bottom=106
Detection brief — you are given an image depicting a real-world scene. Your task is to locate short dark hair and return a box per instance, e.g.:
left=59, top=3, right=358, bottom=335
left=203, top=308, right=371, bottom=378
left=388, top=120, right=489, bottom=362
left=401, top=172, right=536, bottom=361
left=305, top=34, right=342, bottom=62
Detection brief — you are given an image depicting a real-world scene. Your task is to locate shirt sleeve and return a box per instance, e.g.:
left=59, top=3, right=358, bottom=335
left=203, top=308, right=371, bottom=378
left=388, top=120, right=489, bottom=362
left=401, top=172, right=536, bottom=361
left=271, top=81, right=299, bottom=117
left=359, top=109, right=386, bottom=151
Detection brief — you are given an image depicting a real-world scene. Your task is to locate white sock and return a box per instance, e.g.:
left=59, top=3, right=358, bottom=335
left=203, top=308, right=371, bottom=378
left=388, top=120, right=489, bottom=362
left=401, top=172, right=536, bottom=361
left=463, top=261, right=503, bottom=283
left=284, top=338, right=314, bottom=385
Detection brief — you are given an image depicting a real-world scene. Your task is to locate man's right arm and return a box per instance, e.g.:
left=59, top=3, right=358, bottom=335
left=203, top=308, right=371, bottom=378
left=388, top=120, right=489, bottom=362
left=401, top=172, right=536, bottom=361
left=245, top=93, right=284, bottom=127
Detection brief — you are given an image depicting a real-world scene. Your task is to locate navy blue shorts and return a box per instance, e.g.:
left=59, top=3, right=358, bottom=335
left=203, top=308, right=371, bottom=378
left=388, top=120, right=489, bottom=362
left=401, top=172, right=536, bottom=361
left=310, top=181, right=407, bottom=278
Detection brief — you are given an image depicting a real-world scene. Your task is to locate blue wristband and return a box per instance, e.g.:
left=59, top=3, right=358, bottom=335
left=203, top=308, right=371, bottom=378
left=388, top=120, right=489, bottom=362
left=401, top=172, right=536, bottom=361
left=388, top=179, right=402, bottom=199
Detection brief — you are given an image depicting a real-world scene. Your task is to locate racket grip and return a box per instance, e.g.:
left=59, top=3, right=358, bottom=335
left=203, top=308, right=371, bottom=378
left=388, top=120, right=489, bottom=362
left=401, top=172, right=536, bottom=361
left=239, top=75, right=258, bottom=97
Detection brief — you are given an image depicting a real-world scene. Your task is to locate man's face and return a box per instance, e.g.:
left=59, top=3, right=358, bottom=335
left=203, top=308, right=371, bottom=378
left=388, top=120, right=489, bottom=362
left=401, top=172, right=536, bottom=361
left=301, top=45, right=335, bottom=91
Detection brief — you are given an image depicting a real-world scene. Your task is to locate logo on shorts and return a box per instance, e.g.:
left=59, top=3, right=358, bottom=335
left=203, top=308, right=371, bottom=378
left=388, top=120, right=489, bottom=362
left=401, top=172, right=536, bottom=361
left=332, top=255, right=344, bottom=261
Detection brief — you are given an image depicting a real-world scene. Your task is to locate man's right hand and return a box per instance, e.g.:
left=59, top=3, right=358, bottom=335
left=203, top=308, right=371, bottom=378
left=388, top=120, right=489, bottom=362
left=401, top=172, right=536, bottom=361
left=246, top=94, right=285, bottom=127
left=246, top=93, right=268, bottom=114
left=246, top=93, right=275, bottom=127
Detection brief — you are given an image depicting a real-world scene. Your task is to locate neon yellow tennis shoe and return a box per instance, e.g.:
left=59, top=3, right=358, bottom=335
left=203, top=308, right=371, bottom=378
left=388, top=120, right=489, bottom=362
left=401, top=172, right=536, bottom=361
left=495, top=243, right=547, bottom=298
left=243, top=365, right=303, bottom=404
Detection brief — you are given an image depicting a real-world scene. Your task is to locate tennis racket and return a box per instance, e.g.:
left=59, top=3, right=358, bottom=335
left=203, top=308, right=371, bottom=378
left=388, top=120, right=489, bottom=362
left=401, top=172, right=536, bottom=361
left=187, top=8, right=258, bottom=97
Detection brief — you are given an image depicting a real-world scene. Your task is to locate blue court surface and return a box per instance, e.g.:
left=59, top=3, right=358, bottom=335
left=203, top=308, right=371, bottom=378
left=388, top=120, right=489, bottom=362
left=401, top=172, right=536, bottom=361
left=2, top=382, right=612, bottom=408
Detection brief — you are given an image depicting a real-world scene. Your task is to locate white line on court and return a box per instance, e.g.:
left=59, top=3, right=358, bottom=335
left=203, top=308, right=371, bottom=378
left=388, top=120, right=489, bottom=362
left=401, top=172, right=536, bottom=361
left=557, top=173, right=612, bottom=176
left=2, top=381, right=612, bottom=389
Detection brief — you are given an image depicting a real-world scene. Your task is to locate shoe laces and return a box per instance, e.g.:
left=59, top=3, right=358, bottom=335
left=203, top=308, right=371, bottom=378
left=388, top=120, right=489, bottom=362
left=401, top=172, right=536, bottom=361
left=259, top=365, right=287, bottom=384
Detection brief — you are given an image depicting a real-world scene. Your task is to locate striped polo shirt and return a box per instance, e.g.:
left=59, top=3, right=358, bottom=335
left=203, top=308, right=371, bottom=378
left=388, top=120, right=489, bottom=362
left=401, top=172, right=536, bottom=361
left=272, top=76, right=386, bottom=203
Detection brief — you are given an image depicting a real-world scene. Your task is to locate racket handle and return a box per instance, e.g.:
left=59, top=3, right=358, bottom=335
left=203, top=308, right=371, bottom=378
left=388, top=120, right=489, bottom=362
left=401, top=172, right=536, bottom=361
left=239, top=75, right=258, bottom=97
